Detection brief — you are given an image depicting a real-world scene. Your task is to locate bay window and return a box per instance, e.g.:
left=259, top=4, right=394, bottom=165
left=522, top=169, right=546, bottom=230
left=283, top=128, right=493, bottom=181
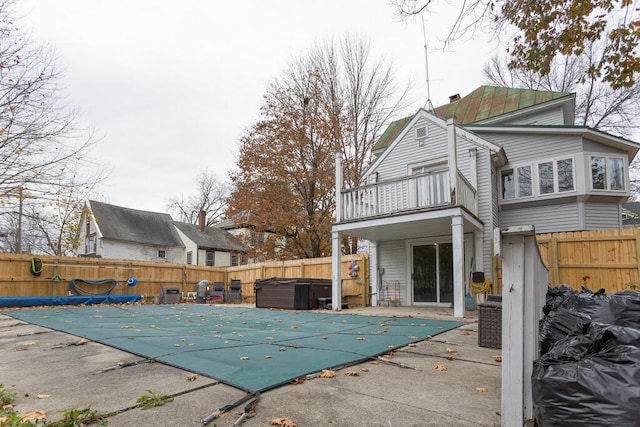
left=591, top=155, right=625, bottom=191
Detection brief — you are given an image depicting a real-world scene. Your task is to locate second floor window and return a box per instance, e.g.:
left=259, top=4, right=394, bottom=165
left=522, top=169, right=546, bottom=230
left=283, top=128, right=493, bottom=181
left=186, top=251, right=192, bottom=265
left=86, top=234, right=97, bottom=253
left=592, top=156, right=624, bottom=191
left=158, top=250, right=166, bottom=259
left=501, top=157, right=574, bottom=201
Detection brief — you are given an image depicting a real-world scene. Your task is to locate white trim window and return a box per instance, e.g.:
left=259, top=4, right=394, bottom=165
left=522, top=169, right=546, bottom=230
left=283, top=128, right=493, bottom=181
left=591, top=155, right=625, bottom=191
left=158, top=250, right=166, bottom=259
left=500, top=157, right=574, bottom=201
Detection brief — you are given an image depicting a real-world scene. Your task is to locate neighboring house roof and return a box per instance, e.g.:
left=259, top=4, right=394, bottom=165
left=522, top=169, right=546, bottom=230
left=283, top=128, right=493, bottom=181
left=89, top=200, right=184, bottom=247
left=173, top=221, right=246, bottom=253
left=433, top=85, right=573, bottom=124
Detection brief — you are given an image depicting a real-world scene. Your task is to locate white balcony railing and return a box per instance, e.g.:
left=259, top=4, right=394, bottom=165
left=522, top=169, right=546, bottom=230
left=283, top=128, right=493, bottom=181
left=340, top=170, right=476, bottom=221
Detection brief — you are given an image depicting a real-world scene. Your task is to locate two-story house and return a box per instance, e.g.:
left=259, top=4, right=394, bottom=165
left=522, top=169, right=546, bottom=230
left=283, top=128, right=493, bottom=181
left=331, top=86, right=640, bottom=317
left=80, top=200, right=185, bottom=262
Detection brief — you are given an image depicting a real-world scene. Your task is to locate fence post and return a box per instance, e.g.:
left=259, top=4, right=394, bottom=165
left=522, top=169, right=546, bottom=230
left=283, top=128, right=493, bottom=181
left=495, top=226, right=549, bottom=426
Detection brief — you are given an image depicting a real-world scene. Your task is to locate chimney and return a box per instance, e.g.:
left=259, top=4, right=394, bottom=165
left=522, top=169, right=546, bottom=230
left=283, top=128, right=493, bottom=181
left=198, top=210, right=206, bottom=232
left=449, top=93, right=461, bottom=103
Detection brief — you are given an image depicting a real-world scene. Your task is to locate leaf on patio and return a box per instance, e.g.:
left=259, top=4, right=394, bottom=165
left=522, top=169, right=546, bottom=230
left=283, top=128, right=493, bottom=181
left=361, top=367, right=369, bottom=372
left=187, top=374, right=198, bottom=381
left=320, top=336, right=328, bottom=340
left=345, top=370, right=359, bottom=376
left=318, top=370, right=336, bottom=378
left=76, top=338, right=89, bottom=345
left=446, top=356, right=456, bottom=361
left=492, top=355, right=502, bottom=362
left=122, top=325, right=133, bottom=329
left=290, top=378, right=305, bottom=385
left=476, top=387, right=488, bottom=393
left=408, top=335, right=418, bottom=339
left=279, top=347, right=287, bottom=352
left=21, top=411, right=47, bottom=422
left=407, top=343, right=417, bottom=347
left=36, top=394, right=50, bottom=399
left=434, top=364, right=448, bottom=371
left=270, top=417, right=297, bottom=427
left=461, top=331, right=470, bottom=336
left=370, top=360, right=379, bottom=365
left=264, top=355, right=272, bottom=359
left=240, top=356, right=250, bottom=360
left=356, top=337, right=366, bottom=341
left=446, top=347, right=459, bottom=355
left=377, top=356, right=390, bottom=362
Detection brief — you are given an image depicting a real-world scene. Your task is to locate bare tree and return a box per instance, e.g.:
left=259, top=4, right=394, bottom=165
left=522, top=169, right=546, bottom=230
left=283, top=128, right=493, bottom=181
left=167, top=169, right=229, bottom=225
left=0, top=0, right=103, bottom=254
left=483, top=48, right=640, bottom=139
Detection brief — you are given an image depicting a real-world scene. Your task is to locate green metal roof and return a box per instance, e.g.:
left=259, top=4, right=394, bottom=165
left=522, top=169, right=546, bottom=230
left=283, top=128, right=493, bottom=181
left=433, top=85, right=571, bottom=124
left=372, top=115, right=412, bottom=152
left=372, top=86, right=573, bottom=152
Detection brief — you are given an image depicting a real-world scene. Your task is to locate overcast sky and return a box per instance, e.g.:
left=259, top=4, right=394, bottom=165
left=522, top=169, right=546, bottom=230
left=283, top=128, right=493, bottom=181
left=17, top=0, right=496, bottom=215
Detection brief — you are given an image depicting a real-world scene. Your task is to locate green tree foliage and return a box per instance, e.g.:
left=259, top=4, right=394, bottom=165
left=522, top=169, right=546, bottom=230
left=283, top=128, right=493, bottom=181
left=392, top=0, right=640, bottom=89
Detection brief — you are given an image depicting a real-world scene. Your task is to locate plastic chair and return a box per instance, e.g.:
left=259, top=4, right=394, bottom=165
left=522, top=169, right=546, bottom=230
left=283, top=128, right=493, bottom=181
left=226, top=279, right=242, bottom=303
left=207, top=282, right=225, bottom=303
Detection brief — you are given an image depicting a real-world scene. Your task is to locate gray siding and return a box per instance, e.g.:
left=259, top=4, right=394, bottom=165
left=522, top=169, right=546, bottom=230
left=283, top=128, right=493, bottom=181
left=584, top=203, right=622, bottom=229
left=480, top=132, right=583, bottom=164
left=500, top=106, right=566, bottom=126
left=499, top=203, right=580, bottom=233
left=377, top=240, right=408, bottom=305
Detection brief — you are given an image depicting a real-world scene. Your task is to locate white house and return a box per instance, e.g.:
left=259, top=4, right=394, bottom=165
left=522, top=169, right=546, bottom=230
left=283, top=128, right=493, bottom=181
left=331, top=86, right=640, bottom=317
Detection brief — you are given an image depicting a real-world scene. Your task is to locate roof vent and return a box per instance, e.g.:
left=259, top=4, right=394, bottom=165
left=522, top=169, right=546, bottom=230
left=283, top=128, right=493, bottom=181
left=449, top=93, right=461, bottom=103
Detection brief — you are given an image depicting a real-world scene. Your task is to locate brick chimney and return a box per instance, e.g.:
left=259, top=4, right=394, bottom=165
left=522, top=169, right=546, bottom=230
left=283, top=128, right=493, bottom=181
left=198, top=210, right=206, bottom=232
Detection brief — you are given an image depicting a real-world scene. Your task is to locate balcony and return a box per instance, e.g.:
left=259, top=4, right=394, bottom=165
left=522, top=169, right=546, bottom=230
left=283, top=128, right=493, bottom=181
left=339, top=169, right=477, bottom=221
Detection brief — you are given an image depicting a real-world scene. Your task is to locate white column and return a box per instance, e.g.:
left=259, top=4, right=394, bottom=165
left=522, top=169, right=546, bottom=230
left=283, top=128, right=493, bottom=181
left=369, top=241, right=379, bottom=306
left=452, top=215, right=465, bottom=318
left=331, top=230, right=342, bottom=311
left=335, top=151, right=343, bottom=222
left=447, top=118, right=458, bottom=204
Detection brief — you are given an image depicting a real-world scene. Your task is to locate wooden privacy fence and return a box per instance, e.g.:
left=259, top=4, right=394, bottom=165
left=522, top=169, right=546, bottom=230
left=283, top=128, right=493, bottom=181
left=0, top=253, right=369, bottom=305
left=536, top=228, right=640, bottom=293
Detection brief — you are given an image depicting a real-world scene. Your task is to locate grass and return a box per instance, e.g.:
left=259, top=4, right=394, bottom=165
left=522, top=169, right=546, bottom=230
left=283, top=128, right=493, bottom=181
left=135, top=390, right=174, bottom=410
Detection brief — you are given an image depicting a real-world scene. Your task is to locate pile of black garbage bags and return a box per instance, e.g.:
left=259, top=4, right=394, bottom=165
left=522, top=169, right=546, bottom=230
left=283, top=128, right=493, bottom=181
left=533, top=285, right=640, bottom=426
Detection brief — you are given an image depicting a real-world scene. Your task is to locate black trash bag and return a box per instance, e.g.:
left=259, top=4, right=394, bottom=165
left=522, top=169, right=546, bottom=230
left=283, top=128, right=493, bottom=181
left=533, top=323, right=640, bottom=427
left=606, top=290, right=640, bottom=328
left=539, top=286, right=610, bottom=355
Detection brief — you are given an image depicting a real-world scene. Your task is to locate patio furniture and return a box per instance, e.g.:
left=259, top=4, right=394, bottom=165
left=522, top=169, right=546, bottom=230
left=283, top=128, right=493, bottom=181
left=226, top=280, right=242, bottom=303
left=207, top=282, right=225, bottom=303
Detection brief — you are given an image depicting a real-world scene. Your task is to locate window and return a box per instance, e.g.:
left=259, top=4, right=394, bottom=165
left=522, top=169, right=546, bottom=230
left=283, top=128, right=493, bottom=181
left=158, top=250, right=166, bottom=259
left=501, top=165, right=532, bottom=199
left=500, top=157, right=574, bottom=201
left=416, top=126, right=428, bottom=146
left=86, top=234, right=97, bottom=253
left=186, top=251, right=192, bottom=265
left=231, top=255, right=238, bottom=266
left=206, top=251, right=215, bottom=266
left=591, top=155, right=625, bottom=191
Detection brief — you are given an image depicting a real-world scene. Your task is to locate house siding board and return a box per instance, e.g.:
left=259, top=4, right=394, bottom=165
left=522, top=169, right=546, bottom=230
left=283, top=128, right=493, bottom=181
left=481, top=132, right=582, bottom=164
left=499, top=203, right=580, bottom=233
left=378, top=240, right=408, bottom=305
left=101, top=240, right=182, bottom=263
left=584, top=203, right=622, bottom=229
left=374, top=118, right=448, bottom=180
left=476, top=148, right=495, bottom=277
left=501, top=107, right=565, bottom=126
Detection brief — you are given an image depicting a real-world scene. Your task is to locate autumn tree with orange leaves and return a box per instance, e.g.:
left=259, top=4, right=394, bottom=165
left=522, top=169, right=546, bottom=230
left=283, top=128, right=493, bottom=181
left=228, top=36, right=409, bottom=260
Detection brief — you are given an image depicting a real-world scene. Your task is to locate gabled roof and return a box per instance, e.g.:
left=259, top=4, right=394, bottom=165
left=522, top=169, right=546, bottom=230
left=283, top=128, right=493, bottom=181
left=372, top=115, right=412, bottom=153
left=89, top=200, right=184, bottom=247
left=433, top=86, right=573, bottom=125
left=173, top=222, right=246, bottom=253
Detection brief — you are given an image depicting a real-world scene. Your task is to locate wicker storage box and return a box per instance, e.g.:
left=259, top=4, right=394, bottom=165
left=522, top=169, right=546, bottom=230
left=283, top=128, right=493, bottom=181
left=478, top=300, right=502, bottom=348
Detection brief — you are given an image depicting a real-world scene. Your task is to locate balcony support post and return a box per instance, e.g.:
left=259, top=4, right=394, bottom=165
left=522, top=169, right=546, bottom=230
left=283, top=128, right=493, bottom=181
left=447, top=118, right=458, bottom=205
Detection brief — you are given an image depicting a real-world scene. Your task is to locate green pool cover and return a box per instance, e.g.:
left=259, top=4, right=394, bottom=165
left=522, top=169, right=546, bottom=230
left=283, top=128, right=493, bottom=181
left=5, top=305, right=462, bottom=392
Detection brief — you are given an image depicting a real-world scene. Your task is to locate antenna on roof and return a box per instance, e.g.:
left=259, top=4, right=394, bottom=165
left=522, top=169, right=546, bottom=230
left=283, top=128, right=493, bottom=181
left=421, top=16, right=434, bottom=112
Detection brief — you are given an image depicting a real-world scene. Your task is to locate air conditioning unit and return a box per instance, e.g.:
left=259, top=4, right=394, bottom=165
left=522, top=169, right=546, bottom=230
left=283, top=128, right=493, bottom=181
left=416, top=126, right=428, bottom=146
